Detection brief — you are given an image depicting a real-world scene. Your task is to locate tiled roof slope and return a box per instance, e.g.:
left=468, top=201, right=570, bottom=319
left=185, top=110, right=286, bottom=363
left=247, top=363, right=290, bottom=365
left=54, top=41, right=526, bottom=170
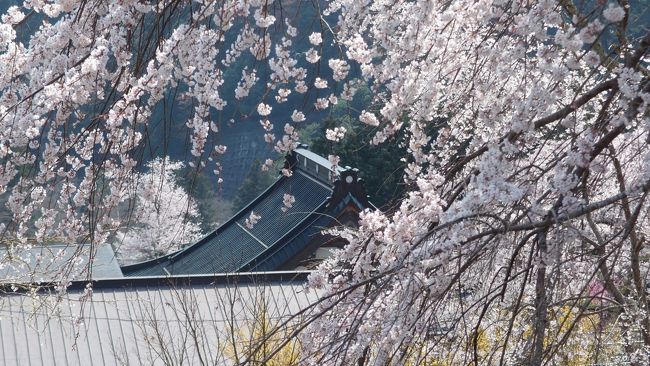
left=0, top=272, right=317, bottom=366
left=121, top=148, right=363, bottom=277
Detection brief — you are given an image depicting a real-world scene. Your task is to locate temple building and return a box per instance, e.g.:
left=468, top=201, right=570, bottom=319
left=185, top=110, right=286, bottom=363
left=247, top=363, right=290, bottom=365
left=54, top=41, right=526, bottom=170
left=121, top=147, right=372, bottom=276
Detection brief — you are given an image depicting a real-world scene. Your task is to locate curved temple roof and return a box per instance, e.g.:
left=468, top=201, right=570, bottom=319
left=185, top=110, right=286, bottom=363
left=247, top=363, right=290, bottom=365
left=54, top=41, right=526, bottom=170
left=121, top=148, right=370, bottom=277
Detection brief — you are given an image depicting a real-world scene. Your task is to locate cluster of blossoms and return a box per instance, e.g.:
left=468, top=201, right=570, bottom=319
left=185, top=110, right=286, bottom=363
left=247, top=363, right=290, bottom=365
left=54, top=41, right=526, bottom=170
left=261, top=158, right=275, bottom=172
left=328, top=59, right=350, bottom=81
left=325, top=126, right=347, bottom=141
left=291, top=110, right=306, bottom=122
left=281, top=193, right=295, bottom=213
left=305, top=48, right=320, bottom=64
left=234, top=68, right=258, bottom=100
left=274, top=124, right=299, bottom=155
left=245, top=211, right=261, bottom=230
left=314, top=78, right=328, bottom=89
left=359, top=110, right=380, bottom=126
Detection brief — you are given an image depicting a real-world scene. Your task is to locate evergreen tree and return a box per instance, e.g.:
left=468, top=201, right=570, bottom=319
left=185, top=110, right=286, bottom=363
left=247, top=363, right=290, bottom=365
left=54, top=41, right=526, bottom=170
left=232, top=160, right=279, bottom=213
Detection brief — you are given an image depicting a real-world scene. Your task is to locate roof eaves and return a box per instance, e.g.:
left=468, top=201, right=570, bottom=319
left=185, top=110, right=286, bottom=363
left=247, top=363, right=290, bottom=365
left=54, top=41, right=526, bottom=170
left=0, top=270, right=313, bottom=293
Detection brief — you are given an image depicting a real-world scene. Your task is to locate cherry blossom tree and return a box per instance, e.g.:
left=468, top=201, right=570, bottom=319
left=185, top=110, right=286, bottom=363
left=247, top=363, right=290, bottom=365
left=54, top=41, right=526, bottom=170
left=0, top=0, right=315, bottom=278
left=1, top=0, right=649, bottom=365
left=297, top=1, right=650, bottom=365
left=115, top=158, right=203, bottom=264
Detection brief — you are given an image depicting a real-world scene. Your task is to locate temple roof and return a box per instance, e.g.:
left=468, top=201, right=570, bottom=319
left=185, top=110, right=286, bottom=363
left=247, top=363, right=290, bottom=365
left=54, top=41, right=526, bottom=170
left=121, top=148, right=370, bottom=277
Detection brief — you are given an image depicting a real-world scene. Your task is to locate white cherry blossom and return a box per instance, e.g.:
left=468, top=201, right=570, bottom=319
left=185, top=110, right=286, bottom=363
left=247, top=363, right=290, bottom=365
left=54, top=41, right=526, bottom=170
left=308, top=32, right=322, bottom=46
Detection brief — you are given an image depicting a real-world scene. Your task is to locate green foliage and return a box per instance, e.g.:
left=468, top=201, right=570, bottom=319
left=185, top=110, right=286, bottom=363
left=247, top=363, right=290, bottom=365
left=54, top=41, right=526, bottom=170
left=310, top=86, right=407, bottom=209
left=232, top=160, right=279, bottom=213
left=175, top=166, right=233, bottom=231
